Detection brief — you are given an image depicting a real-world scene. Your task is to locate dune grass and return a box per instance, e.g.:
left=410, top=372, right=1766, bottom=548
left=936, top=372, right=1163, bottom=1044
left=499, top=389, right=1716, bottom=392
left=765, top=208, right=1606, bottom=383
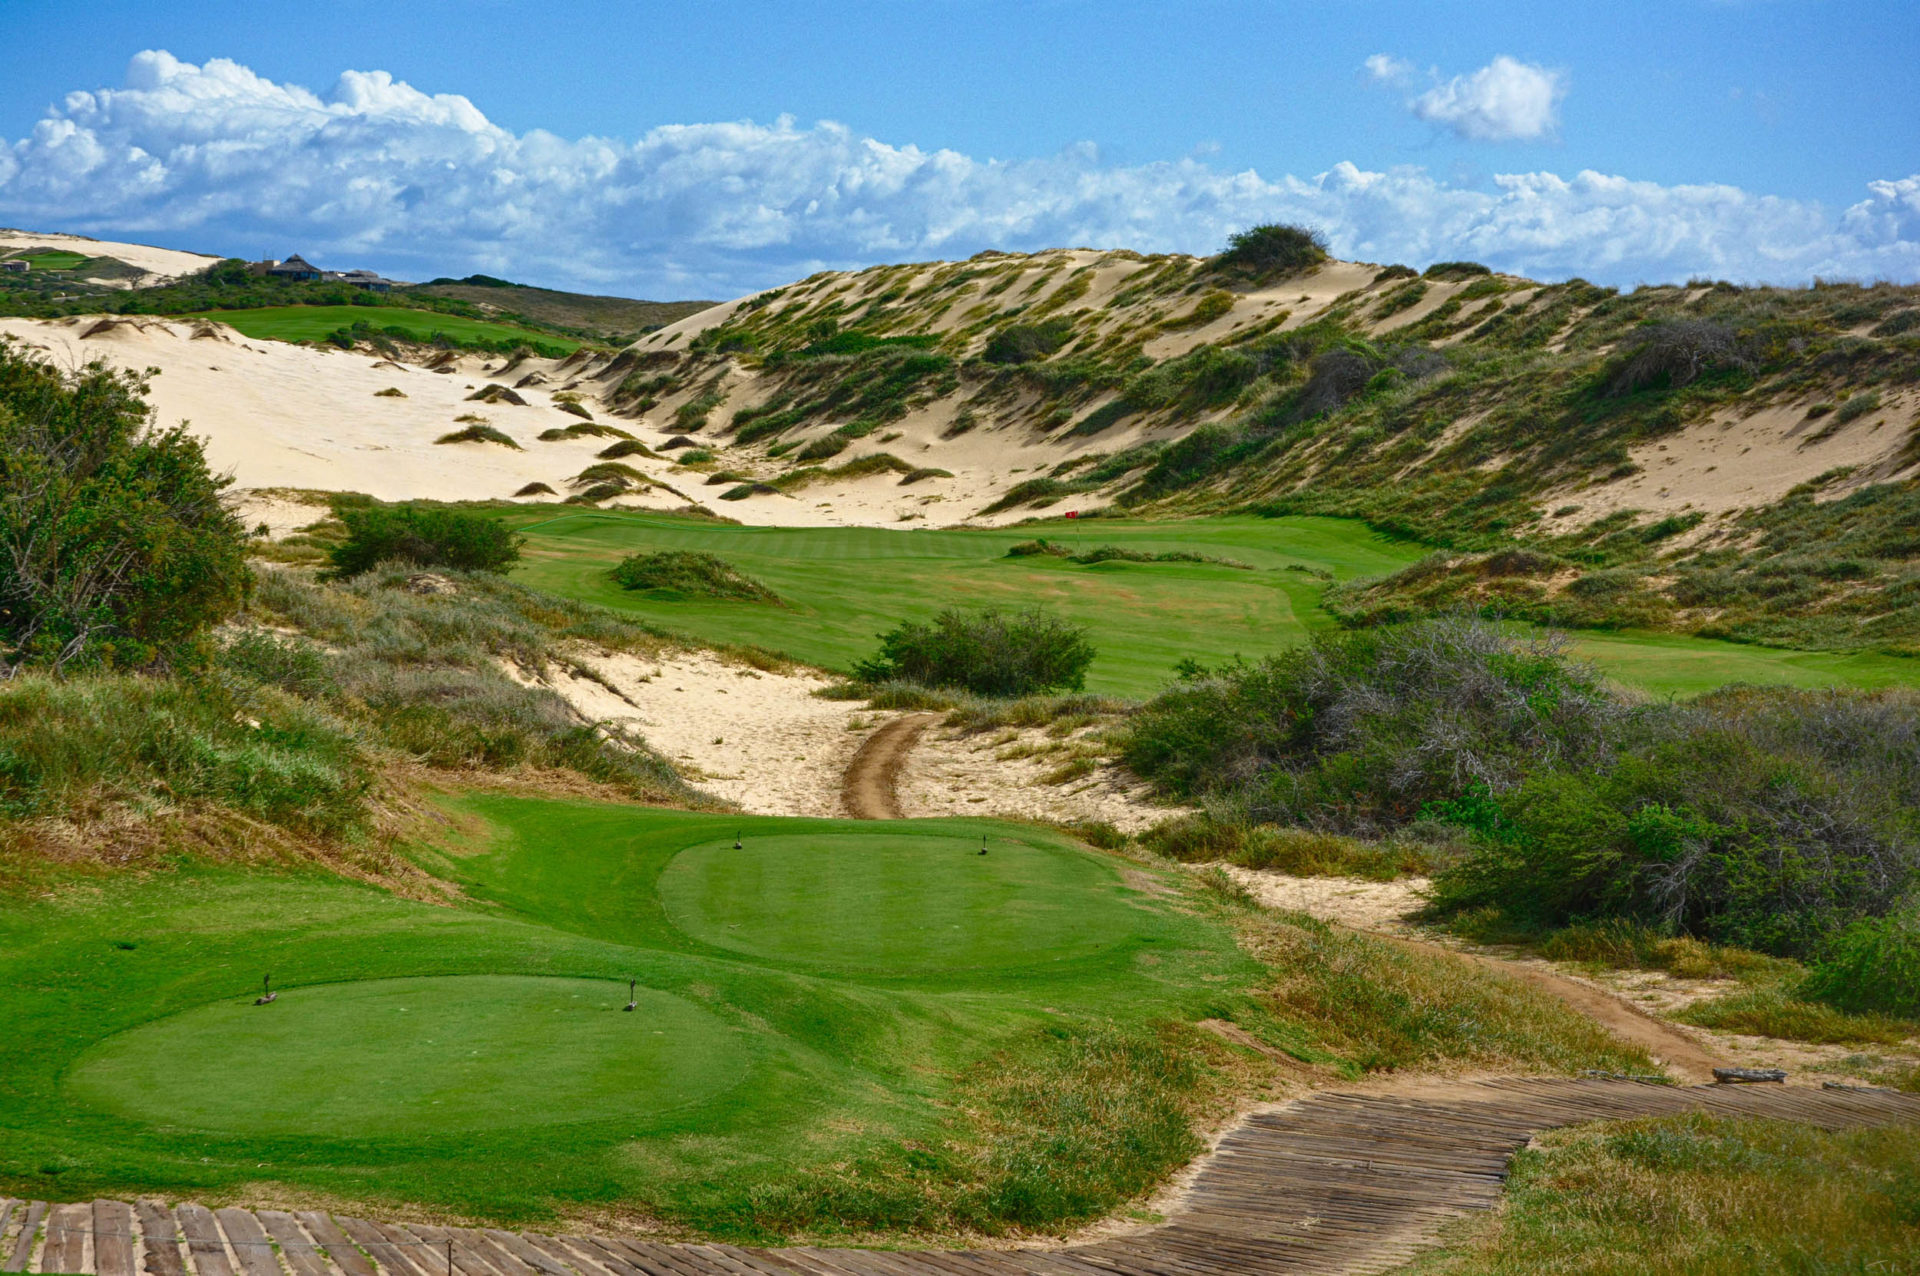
left=502, top=509, right=1920, bottom=698
left=1398, top=1113, right=1920, bottom=1274
left=197, top=305, right=582, bottom=352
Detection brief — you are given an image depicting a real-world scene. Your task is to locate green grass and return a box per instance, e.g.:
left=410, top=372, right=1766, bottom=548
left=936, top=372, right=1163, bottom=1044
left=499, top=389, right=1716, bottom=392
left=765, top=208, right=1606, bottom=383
left=503, top=509, right=1920, bottom=698
left=0, top=798, right=1259, bottom=1233
left=8, top=249, right=89, bottom=271
left=1560, top=628, right=1920, bottom=697
left=1398, top=1113, right=1920, bottom=1274
left=0, top=793, right=1654, bottom=1238
left=196, top=305, right=582, bottom=352
left=509, top=513, right=1426, bottom=697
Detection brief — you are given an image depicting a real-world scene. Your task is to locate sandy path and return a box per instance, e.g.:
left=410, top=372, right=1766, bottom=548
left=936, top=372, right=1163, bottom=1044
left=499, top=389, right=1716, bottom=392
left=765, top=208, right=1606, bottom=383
left=840, top=713, right=941, bottom=819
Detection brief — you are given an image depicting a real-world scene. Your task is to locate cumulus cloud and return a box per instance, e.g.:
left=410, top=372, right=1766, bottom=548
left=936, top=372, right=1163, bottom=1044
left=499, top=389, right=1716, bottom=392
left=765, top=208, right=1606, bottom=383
left=0, top=51, right=1914, bottom=297
left=1369, top=54, right=1565, bottom=142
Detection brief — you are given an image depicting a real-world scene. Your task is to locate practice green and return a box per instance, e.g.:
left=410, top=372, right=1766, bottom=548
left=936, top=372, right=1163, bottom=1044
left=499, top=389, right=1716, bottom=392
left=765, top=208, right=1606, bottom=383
left=66, top=975, right=749, bottom=1137
left=658, top=832, right=1141, bottom=975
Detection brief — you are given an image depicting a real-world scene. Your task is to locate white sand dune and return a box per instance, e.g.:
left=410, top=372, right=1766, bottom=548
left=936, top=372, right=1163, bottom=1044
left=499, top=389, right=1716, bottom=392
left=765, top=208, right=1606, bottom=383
left=0, top=228, right=222, bottom=287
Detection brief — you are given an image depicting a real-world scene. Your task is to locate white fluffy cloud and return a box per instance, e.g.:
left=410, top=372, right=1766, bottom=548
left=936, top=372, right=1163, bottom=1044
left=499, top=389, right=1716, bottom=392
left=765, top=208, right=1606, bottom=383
left=1398, top=55, right=1567, bottom=142
left=1, top=51, right=1915, bottom=297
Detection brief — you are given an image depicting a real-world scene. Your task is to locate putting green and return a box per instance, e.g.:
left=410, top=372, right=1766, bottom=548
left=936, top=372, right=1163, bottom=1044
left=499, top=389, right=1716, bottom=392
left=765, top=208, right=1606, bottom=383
left=65, top=975, right=750, bottom=1137
left=658, top=831, right=1142, bottom=974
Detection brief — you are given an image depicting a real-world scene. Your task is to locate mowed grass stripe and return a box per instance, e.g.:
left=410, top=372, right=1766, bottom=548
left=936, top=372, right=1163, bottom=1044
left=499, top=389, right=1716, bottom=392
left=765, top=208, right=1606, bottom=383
left=507, top=510, right=1920, bottom=697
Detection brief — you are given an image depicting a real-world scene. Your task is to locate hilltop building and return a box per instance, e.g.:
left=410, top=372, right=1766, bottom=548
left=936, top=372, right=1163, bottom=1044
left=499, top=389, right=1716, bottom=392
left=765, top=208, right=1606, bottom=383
left=0, top=259, right=25, bottom=273
left=265, top=254, right=321, bottom=281
left=250, top=255, right=399, bottom=292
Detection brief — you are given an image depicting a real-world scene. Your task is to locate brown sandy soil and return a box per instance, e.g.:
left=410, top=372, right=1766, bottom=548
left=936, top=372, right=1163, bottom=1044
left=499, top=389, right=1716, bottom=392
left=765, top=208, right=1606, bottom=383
left=518, top=648, right=878, bottom=817
left=840, top=713, right=940, bottom=819
left=898, top=720, right=1182, bottom=831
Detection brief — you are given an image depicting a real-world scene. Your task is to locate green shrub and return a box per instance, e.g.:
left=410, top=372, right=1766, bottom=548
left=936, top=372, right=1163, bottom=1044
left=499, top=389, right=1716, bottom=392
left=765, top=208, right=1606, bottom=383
left=854, top=607, right=1096, bottom=697
left=1834, top=390, right=1882, bottom=423
left=1423, top=261, right=1493, bottom=281
left=1214, top=224, right=1328, bottom=278
left=983, top=319, right=1074, bottom=365
left=434, top=423, right=520, bottom=448
left=1428, top=686, right=1920, bottom=956
left=608, top=550, right=779, bottom=602
left=1123, top=617, right=1620, bottom=832
left=1800, top=911, right=1920, bottom=1019
left=326, top=504, right=522, bottom=579
left=0, top=339, right=249, bottom=669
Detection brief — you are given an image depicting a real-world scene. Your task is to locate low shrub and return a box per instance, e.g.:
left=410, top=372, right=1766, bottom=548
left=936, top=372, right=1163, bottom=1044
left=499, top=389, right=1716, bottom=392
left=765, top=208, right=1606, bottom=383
left=1214, top=224, right=1328, bottom=279
left=1672, top=986, right=1914, bottom=1046
left=434, top=423, right=520, bottom=448
left=608, top=550, right=780, bottom=602
left=854, top=607, right=1096, bottom=697
left=326, top=504, right=522, bottom=578
left=982, top=319, right=1073, bottom=365
left=1123, top=617, right=1620, bottom=832
left=1799, top=911, right=1920, bottom=1020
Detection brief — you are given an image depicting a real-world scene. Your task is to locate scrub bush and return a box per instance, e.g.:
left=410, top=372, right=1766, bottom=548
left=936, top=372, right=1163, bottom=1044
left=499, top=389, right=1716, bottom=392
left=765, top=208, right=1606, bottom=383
left=854, top=606, right=1095, bottom=697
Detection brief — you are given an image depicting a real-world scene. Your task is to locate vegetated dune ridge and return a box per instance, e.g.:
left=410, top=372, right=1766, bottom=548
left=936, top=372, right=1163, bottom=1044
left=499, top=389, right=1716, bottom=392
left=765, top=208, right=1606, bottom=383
left=0, top=227, right=222, bottom=288
left=4, top=246, right=1915, bottom=536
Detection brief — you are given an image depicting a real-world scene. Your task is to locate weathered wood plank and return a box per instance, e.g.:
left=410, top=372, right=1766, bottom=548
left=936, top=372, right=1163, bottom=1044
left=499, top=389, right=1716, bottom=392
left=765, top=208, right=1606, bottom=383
left=40, top=1203, right=90, bottom=1275
left=174, top=1207, right=234, bottom=1276
left=5, top=1204, right=47, bottom=1276
left=255, top=1214, right=332, bottom=1276
left=91, top=1203, right=136, bottom=1276
left=330, top=1221, right=422, bottom=1276
left=134, top=1203, right=186, bottom=1276
left=212, top=1210, right=284, bottom=1276
left=293, top=1217, right=374, bottom=1276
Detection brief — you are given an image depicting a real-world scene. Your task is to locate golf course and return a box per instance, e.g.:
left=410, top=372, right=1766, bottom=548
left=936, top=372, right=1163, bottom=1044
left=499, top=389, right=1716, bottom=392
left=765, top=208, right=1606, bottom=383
left=509, top=510, right=1920, bottom=697
left=0, top=798, right=1268, bottom=1231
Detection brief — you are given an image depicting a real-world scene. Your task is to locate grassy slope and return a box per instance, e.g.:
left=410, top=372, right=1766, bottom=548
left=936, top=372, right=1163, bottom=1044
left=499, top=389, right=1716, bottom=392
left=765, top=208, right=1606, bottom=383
left=0, top=800, right=1253, bottom=1228
left=407, top=282, right=713, bottom=341
left=509, top=511, right=1421, bottom=697
left=0, top=797, right=1647, bottom=1237
left=204, top=305, right=583, bottom=351
left=507, top=508, right=1920, bottom=697
left=1397, top=1113, right=1920, bottom=1274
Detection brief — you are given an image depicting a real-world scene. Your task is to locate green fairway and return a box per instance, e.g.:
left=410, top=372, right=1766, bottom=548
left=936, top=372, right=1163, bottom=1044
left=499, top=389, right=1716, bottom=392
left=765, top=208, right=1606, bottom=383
left=7, top=249, right=89, bottom=271
left=0, top=799, right=1257, bottom=1226
left=509, top=511, right=1424, bottom=697
left=1563, top=630, right=1920, bottom=698
left=198, top=304, right=582, bottom=352
left=506, top=509, right=1920, bottom=697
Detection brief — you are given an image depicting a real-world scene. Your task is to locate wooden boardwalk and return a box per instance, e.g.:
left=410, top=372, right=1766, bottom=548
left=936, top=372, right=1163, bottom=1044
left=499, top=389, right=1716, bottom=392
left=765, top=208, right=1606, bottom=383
left=6, top=1079, right=1916, bottom=1276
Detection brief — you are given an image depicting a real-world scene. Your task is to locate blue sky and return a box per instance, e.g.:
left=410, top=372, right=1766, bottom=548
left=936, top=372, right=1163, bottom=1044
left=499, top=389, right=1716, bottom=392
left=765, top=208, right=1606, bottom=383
left=1, top=0, right=1915, bottom=296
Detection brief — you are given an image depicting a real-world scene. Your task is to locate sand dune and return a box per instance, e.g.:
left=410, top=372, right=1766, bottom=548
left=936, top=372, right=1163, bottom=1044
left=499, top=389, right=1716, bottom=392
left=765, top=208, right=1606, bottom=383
left=0, top=227, right=221, bottom=287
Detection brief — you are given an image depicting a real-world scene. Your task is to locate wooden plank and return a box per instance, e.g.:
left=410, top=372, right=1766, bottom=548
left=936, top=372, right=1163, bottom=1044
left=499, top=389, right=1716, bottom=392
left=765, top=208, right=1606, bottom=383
left=213, top=1210, right=284, bottom=1276
left=478, top=1237, right=567, bottom=1276
left=5, top=1204, right=45, bottom=1275
left=330, top=1222, right=422, bottom=1276
left=294, top=1217, right=374, bottom=1276
left=93, top=1202, right=137, bottom=1276
left=255, top=1215, right=331, bottom=1276
left=174, top=1207, right=234, bottom=1276
left=135, top=1203, right=186, bottom=1276
left=40, top=1203, right=89, bottom=1275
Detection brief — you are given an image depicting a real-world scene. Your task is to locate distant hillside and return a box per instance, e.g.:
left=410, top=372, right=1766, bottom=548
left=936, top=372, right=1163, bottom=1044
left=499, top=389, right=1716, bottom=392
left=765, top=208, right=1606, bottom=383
left=583, top=242, right=1919, bottom=655
left=409, top=276, right=715, bottom=342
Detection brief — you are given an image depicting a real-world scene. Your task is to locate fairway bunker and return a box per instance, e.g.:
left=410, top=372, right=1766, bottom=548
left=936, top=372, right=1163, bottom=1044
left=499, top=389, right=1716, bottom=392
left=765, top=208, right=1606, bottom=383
left=65, top=975, right=751, bottom=1138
